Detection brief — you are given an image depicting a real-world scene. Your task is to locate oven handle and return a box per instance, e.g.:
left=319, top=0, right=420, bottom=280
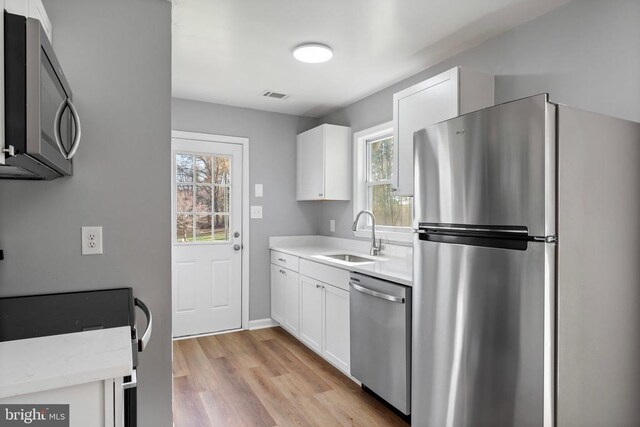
left=135, top=298, right=152, bottom=352
left=53, top=98, right=82, bottom=160
left=123, top=369, right=137, bottom=390
left=350, top=282, right=405, bottom=303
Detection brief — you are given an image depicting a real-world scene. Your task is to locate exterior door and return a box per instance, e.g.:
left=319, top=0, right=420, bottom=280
left=171, top=137, right=243, bottom=337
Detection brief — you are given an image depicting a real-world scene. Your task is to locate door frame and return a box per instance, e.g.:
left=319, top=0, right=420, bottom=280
left=171, top=130, right=250, bottom=330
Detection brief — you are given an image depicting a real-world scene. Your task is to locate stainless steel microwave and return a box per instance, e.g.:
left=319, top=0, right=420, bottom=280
left=0, top=12, right=81, bottom=180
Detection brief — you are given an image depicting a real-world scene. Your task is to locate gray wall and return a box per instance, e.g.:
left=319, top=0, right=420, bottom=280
left=171, top=98, right=319, bottom=320
left=319, top=0, right=640, bottom=239
left=0, top=0, right=172, bottom=426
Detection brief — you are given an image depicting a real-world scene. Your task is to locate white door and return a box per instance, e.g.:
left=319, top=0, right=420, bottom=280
left=282, top=269, right=300, bottom=336
left=171, top=137, right=243, bottom=337
left=323, top=284, right=350, bottom=373
left=296, top=126, right=324, bottom=200
left=299, top=275, right=322, bottom=353
left=270, top=264, right=284, bottom=324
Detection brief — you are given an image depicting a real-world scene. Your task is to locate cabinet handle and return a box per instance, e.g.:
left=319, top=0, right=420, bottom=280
left=316, top=284, right=320, bottom=288
left=278, top=258, right=286, bottom=262
left=318, top=193, right=323, bottom=197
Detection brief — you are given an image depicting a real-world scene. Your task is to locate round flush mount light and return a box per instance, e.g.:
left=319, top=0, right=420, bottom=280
left=293, top=43, right=333, bottom=63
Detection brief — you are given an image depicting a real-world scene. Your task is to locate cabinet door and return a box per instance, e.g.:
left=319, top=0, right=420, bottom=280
left=323, top=284, right=350, bottom=374
left=282, top=269, right=300, bottom=336
left=270, top=264, right=284, bottom=324
left=299, top=275, right=323, bottom=352
left=393, top=68, right=458, bottom=196
left=297, top=126, right=325, bottom=200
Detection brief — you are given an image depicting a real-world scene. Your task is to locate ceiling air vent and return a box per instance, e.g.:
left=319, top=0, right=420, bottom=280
left=261, top=90, right=288, bottom=99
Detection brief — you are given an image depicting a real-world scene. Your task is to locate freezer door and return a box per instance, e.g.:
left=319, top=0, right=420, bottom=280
left=413, top=94, right=556, bottom=238
left=412, top=236, right=555, bottom=427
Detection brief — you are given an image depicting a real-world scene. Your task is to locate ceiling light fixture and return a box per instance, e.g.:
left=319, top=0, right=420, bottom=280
left=293, top=43, right=333, bottom=63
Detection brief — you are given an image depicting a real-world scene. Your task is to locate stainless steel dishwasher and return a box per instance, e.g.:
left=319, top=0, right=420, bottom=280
left=349, top=272, right=411, bottom=415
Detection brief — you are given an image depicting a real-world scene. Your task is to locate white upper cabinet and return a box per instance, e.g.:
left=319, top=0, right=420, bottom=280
left=297, top=124, right=351, bottom=201
left=392, top=66, right=494, bottom=196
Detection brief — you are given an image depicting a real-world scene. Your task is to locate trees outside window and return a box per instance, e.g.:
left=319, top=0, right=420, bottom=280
left=366, top=136, right=412, bottom=228
left=175, top=153, right=230, bottom=243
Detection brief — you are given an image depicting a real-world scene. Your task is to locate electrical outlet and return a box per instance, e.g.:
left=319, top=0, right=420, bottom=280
left=330, top=220, right=335, bottom=232
left=250, top=206, right=263, bottom=219
left=82, top=226, right=103, bottom=255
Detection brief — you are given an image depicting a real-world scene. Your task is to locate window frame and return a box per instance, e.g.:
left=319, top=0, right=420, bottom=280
left=173, top=151, right=233, bottom=245
left=352, top=121, right=412, bottom=243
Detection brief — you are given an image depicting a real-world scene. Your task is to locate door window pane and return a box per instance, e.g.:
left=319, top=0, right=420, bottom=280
left=214, top=157, right=231, bottom=184
left=214, top=186, right=229, bottom=213
left=195, top=185, right=212, bottom=213
left=195, top=214, right=213, bottom=242
left=176, top=185, right=193, bottom=213
left=213, top=214, right=229, bottom=241
left=176, top=154, right=194, bottom=182
left=176, top=214, right=194, bottom=242
left=195, top=155, right=213, bottom=183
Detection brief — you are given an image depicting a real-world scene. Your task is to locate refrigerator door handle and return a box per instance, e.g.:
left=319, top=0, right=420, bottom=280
left=418, top=224, right=528, bottom=236
left=134, top=298, right=152, bottom=352
left=350, top=282, right=405, bottom=303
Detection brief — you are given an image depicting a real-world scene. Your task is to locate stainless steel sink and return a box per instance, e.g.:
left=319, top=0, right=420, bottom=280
left=324, top=254, right=376, bottom=263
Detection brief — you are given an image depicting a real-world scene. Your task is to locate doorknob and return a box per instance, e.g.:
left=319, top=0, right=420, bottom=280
left=233, top=244, right=241, bottom=251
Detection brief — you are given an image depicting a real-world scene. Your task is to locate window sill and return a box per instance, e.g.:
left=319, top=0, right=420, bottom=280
left=353, top=228, right=413, bottom=244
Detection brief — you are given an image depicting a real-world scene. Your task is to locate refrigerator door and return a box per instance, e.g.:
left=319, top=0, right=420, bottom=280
left=413, top=94, right=556, bottom=238
left=412, top=235, right=555, bottom=427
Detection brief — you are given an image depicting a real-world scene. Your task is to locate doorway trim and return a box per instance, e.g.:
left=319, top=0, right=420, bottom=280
left=171, top=130, right=250, bottom=330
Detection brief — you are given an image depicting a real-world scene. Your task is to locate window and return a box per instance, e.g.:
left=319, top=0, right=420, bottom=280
left=175, top=153, right=231, bottom=243
left=353, top=122, right=412, bottom=241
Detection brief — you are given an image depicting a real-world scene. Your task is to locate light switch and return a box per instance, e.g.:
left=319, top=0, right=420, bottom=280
left=250, top=206, right=263, bottom=219
left=255, top=184, right=263, bottom=197
left=330, top=220, right=335, bottom=232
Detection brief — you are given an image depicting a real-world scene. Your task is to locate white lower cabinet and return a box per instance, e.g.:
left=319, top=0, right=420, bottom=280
left=282, top=269, right=300, bottom=336
left=270, top=263, right=299, bottom=337
left=270, top=264, right=284, bottom=324
left=299, top=275, right=323, bottom=353
left=1, top=378, right=124, bottom=427
left=271, top=251, right=351, bottom=375
left=322, top=284, right=350, bottom=373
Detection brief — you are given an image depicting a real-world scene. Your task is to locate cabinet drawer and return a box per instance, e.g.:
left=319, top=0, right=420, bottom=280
left=299, top=259, right=350, bottom=292
left=271, top=251, right=299, bottom=271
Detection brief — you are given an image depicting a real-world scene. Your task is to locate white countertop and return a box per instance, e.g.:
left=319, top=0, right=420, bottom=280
left=0, top=327, right=133, bottom=399
left=270, top=236, right=412, bottom=286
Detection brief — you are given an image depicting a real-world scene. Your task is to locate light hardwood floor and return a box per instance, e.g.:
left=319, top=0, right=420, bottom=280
left=173, top=326, right=409, bottom=427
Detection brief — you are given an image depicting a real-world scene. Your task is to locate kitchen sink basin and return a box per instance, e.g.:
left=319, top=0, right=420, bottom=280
left=324, top=254, right=376, bottom=263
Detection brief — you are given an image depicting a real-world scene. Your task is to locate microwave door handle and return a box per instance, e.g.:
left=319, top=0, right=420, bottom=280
left=65, top=99, right=82, bottom=160
left=53, top=98, right=82, bottom=160
left=134, top=298, right=152, bottom=352
left=53, top=99, right=69, bottom=158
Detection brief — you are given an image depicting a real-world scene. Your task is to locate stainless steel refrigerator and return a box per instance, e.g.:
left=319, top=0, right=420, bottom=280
left=412, top=94, right=640, bottom=427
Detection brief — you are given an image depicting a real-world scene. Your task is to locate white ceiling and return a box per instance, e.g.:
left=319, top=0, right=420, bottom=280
left=172, top=0, right=571, bottom=118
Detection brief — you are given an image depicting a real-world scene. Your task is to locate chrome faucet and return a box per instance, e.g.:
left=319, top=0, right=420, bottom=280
left=352, top=210, right=382, bottom=256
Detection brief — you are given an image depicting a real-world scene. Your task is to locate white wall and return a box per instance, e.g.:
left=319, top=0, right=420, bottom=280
left=171, top=98, right=320, bottom=320
left=0, top=0, right=173, bottom=425
left=318, top=0, right=640, bottom=239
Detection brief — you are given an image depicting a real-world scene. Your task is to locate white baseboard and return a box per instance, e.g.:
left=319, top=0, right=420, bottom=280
left=248, top=318, right=277, bottom=330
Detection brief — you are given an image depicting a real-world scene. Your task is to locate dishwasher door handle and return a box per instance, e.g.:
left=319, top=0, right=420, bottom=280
left=350, top=282, right=405, bottom=303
